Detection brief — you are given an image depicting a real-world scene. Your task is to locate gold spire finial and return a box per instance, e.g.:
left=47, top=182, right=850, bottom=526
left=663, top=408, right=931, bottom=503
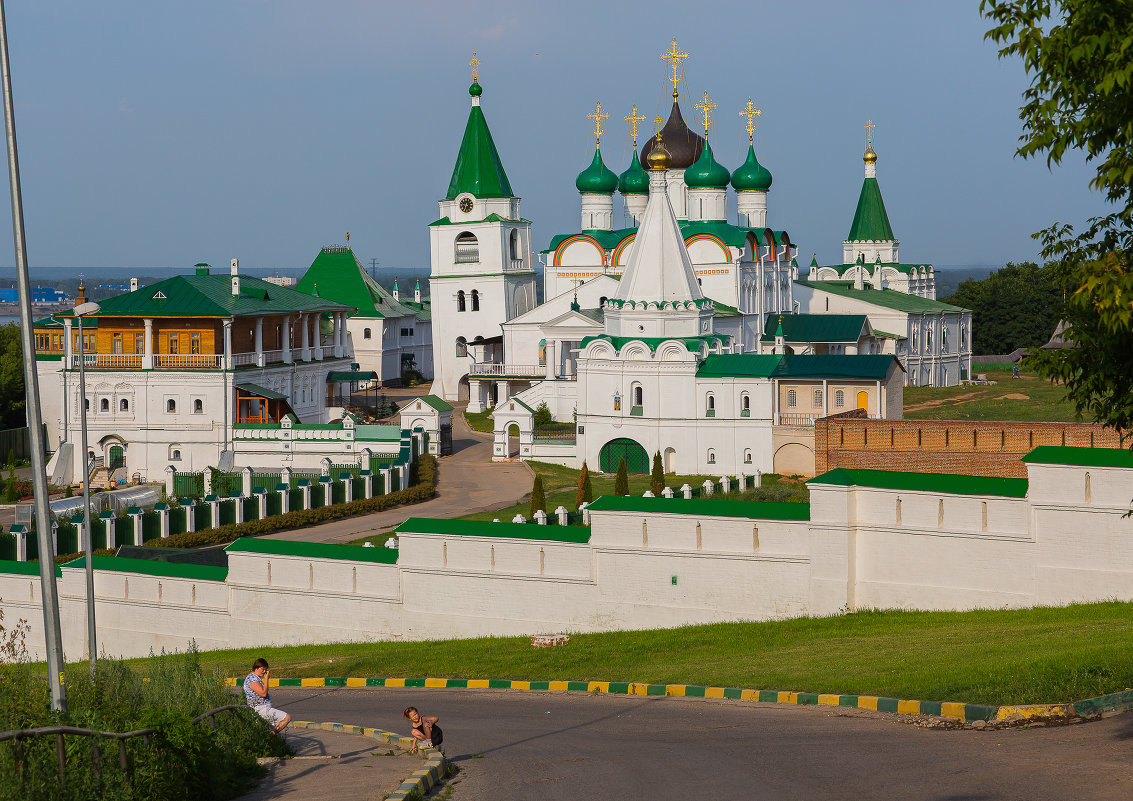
left=694, top=90, right=717, bottom=138
left=624, top=104, right=646, bottom=148
left=469, top=51, right=480, bottom=83
left=587, top=100, right=609, bottom=147
left=739, top=97, right=762, bottom=145
left=865, top=118, right=875, bottom=147
left=345, top=231, right=350, bottom=247
left=653, top=114, right=664, bottom=136
left=660, top=37, right=689, bottom=99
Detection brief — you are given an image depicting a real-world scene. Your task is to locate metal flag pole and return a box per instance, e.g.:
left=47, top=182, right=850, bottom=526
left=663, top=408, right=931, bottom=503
left=72, top=303, right=100, bottom=676
left=0, top=0, right=67, bottom=711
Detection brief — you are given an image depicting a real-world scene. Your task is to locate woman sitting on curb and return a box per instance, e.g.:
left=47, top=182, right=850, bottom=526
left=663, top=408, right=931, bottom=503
left=244, top=657, right=292, bottom=734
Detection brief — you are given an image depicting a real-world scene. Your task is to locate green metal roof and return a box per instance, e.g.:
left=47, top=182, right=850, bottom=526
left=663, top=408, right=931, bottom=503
left=544, top=221, right=790, bottom=254
left=234, top=382, right=288, bottom=400
left=1021, top=446, right=1133, bottom=469
left=795, top=280, right=968, bottom=313
left=226, top=537, right=398, bottom=564
left=354, top=425, right=402, bottom=441
left=684, top=141, right=731, bottom=189
left=429, top=212, right=530, bottom=227
left=708, top=299, right=742, bottom=318
left=0, top=560, right=61, bottom=577
left=63, top=554, right=228, bottom=581
left=446, top=99, right=514, bottom=200
left=576, top=147, right=619, bottom=194
left=587, top=495, right=810, bottom=521
left=618, top=148, right=649, bottom=194
left=696, top=353, right=899, bottom=380
left=402, top=299, right=431, bottom=321
left=296, top=247, right=417, bottom=319
left=731, top=142, right=773, bottom=191
left=847, top=176, right=895, bottom=241
left=327, top=370, right=378, bottom=382
left=760, top=313, right=868, bottom=343
left=414, top=395, right=454, bottom=412
left=581, top=334, right=729, bottom=354
left=395, top=517, right=591, bottom=543
left=808, top=468, right=1029, bottom=498
left=89, top=273, right=350, bottom=318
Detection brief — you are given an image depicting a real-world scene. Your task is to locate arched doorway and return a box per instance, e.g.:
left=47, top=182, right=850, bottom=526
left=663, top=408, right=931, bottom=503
left=108, top=445, right=125, bottom=470
left=664, top=447, right=676, bottom=473
left=507, top=423, right=520, bottom=458
left=599, top=438, right=649, bottom=474
left=856, top=391, right=869, bottom=414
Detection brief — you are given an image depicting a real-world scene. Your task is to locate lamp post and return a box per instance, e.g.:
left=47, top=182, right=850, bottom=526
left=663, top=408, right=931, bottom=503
left=73, top=300, right=99, bottom=676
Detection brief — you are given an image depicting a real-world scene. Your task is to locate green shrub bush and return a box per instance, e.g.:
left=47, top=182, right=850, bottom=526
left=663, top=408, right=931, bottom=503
left=148, top=455, right=437, bottom=550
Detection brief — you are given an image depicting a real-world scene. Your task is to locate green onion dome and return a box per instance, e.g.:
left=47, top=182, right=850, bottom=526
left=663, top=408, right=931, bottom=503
left=683, top=141, right=730, bottom=189
left=730, top=143, right=773, bottom=191
left=469, top=82, right=482, bottom=97
left=618, top=148, right=650, bottom=195
left=576, top=147, right=619, bottom=194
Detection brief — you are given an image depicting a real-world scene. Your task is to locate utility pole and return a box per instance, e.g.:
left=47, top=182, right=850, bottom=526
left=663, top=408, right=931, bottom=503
left=0, top=0, right=67, bottom=711
left=369, top=259, right=379, bottom=281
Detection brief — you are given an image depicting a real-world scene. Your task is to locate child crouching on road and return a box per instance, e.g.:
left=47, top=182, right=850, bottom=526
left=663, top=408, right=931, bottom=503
left=404, top=706, right=443, bottom=754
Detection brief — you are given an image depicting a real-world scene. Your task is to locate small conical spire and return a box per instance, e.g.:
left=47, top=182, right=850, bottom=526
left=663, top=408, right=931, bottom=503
left=810, top=254, right=818, bottom=268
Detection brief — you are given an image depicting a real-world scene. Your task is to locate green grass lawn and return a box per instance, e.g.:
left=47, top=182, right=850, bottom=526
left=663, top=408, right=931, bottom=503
left=904, top=367, right=1084, bottom=422
left=463, top=409, right=494, bottom=433
left=178, top=602, right=1133, bottom=706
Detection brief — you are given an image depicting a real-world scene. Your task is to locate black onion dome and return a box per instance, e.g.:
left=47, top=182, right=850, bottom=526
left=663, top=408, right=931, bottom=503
left=640, top=102, right=704, bottom=170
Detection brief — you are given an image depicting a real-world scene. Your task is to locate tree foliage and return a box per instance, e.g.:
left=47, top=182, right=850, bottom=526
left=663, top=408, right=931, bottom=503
left=529, top=473, right=546, bottom=517
left=982, top=1, right=1133, bottom=436
left=0, top=324, right=25, bottom=430
left=534, top=401, right=553, bottom=426
left=576, top=461, right=593, bottom=506
left=650, top=451, right=665, bottom=495
left=614, top=457, right=629, bottom=496
left=942, top=261, right=1061, bottom=354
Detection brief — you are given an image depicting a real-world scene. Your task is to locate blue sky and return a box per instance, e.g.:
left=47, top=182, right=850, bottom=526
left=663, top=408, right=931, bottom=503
left=0, top=1, right=1109, bottom=277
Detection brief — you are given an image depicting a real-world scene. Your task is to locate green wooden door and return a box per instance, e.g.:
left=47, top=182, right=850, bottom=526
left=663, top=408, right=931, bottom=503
left=599, top=438, right=649, bottom=474
left=109, top=445, right=125, bottom=470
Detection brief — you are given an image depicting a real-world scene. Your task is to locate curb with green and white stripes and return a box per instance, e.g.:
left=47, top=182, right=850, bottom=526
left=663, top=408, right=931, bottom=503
left=288, top=720, right=448, bottom=801
left=230, top=676, right=1133, bottom=723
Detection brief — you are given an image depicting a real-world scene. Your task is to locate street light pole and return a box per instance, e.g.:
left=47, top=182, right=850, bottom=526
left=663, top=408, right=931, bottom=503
left=0, top=0, right=66, bottom=711
left=73, top=302, right=100, bottom=677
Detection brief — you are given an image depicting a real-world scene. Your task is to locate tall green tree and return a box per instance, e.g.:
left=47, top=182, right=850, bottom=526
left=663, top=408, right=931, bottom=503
left=614, top=457, right=629, bottom=496
left=528, top=474, right=546, bottom=518
left=982, top=1, right=1133, bottom=435
left=576, top=461, right=593, bottom=506
left=0, top=325, right=26, bottom=431
left=942, top=262, right=1061, bottom=354
left=649, top=451, right=665, bottom=495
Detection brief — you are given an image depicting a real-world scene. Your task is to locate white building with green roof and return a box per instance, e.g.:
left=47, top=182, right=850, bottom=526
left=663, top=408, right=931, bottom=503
left=296, top=246, right=432, bottom=384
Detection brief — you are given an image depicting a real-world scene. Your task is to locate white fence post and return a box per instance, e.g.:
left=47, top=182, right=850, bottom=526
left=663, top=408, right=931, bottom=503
left=680, top=484, right=692, bottom=500
left=555, top=505, right=568, bottom=526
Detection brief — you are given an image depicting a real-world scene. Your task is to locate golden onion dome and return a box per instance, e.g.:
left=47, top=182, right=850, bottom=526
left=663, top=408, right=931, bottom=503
left=645, top=137, right=672, bottom=171
left=863, top=144, right=877, bottom=164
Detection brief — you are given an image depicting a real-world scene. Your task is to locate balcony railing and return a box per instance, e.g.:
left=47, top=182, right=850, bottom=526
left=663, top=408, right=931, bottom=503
left=454, top=245, right=479, bottom=264
left=468, top=362, right=544, bottom=378
left=84, top=354, right=142, bottom=369
left=259, top=349, right=284, bottom=364
left=231, top=352, right=258, bottom=367
left=154, top=353, right=222, bottom=369
left=777, top=413, right=818, bottom=427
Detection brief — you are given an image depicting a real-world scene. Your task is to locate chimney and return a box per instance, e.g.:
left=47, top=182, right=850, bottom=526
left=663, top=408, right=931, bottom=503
left=129, top=277, right=138, bottom=292
left=230, top=258, right=240, bottom=296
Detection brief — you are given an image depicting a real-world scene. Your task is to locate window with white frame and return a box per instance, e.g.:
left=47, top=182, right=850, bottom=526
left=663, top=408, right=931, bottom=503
left=835, top=389, right=845, bottom=407
left=787, top=389, right=797, bottom=407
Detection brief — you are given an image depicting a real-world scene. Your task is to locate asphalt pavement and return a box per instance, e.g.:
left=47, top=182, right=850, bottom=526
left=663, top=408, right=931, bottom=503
left=266, top=686, right=1133, bottom=801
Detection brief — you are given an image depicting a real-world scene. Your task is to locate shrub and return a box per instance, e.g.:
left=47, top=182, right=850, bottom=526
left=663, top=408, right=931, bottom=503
left=576, top=461, right=593, bottom=506
left=534, top=402, right=553, bottom=425
left=148, top=455, right=438, bottom=550
left=614, top=457, right=629, bottom=496
left=650, top=451, right=664, bottom=495
left=529, top=474, right=546, bottom=518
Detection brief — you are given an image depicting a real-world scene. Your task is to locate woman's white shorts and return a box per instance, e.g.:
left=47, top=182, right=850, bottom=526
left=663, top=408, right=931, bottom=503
left=254, top=704, right=288, bottom=725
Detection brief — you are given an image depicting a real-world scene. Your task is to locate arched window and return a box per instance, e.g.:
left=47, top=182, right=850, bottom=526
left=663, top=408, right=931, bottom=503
left=119, top=398, right=129, bottom=412
left=471, top=289, right=480, bottom=311
left=741, top=393, right=750, bottom=416
left=169, top=445, right=182, bottom=461
left=194, top=399, right=204, bottom=414
left=455, top=231, right=479, bottom=263
left=455, top=336, right=467, bottom=357
left=167, top=399, right=176, bottom=413
left=457, top=290, right=466, bottom=312
left=632, top=384, right=643, bottom=406
left=100, top=398, right=109, bottom=412
left=743, top=449, right=752, bottom=464
left=705, top=393, right=715, bottom=417
left=363, top=328, right=372, bottom=339
left=509, top=229, right=519, bottom=260
left=599, top=296, right=607, bottom=306
left=814, top=389, right=823, bottom=407
left=84, top=398, right=90, bottom=411
left=707, top=449, right=716, bottom=464
left=941, top=327, right=949, bottom=354
left=835, top=389, right=845, bottom=408
left=787, top=389, right=797, bottom=407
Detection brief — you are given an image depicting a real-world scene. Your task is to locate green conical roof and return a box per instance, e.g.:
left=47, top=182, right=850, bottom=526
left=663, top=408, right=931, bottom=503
left=297, top=247, right=416, bottom=319
left=618, top=148, right=649, bottom=195
left=683, top=141, right=730, bottom=189
left=847, top=177, right=895, bottom=241
left=731, top=143, right=773, bottom=191
left=445, top=85, right=513, bottom=201
left=576, top=147, right=619, bottom=194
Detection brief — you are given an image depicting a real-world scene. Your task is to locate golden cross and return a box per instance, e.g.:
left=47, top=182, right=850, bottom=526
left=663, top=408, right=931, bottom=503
left=865, top=118, right=875, bottom=146
left=469, top=51, right=481, bottom=83
left=739, top=97, right=762, bottom=144
left=345, top=231, right=350, bottom=247
left=660, top=37, right=689, bottom=99
left=653, top=115, right=664, bottom=135
left=587, top=100, right=609, bottom=146
left=694, top=90, right=717, bottom=137
left=624, top=104, right=646, bottom=148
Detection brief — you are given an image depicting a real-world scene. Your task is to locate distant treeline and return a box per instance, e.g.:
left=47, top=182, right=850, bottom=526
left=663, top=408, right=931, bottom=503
left=941, top=262, right=1061, bottom=355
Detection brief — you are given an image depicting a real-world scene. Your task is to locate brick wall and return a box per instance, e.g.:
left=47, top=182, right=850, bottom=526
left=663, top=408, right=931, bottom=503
left=814, top=410, right=1123, bottom=478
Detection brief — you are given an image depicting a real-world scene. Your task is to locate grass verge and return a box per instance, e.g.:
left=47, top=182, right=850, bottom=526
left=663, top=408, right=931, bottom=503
left=904, top=367, right=1083, bottom=422
left=173, top=602, right=1133, bottom=707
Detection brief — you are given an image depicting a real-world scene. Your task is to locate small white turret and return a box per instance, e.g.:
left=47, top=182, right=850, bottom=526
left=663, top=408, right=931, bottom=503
left=230, top=258, right=240, bottom=296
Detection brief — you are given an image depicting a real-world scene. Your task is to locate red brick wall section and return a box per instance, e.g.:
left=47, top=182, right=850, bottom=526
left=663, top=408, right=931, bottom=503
left=814, top=414, right=1124, bottom=478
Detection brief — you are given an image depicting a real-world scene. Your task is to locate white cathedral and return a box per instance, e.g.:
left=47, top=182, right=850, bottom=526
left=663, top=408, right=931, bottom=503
left=428, top=46, right=971, bottom=474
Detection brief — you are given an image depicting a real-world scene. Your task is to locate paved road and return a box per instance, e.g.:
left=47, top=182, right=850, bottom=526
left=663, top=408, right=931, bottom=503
left=262, top=407, right=532, bottom=544
left=267, top=687, right=1133, bottom=801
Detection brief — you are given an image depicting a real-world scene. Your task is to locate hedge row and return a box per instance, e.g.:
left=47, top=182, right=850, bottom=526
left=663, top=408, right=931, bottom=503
left=146, top=455, right=438, bottom=550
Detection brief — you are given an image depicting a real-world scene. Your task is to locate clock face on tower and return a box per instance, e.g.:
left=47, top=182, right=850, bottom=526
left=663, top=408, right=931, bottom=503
left=459, top=197, right=474, bottom=213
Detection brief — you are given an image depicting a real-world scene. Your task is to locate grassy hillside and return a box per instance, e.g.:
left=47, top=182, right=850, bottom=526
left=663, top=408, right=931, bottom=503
left=904, top=366, right=1083, bottom=422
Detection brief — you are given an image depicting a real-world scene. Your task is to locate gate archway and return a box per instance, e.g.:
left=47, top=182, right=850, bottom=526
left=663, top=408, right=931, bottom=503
left=599, top=438, right=649, bottom=474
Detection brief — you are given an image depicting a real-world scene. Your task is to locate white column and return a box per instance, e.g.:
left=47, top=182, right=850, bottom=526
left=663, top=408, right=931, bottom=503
left=467, top=380, right=484, bottom=413
left=300, top=313, right=311, bottom=361
left=63, top=318, right=73, bottom=368
left=254, top=317, right=264, bottom=367
left=332, top=312, right=343, bottom=358
left=545, top=339, right=557, bottom=380
left=496, top=381, right=510, bottom=403
left=281, top=316, right=292, bottom=363
left=223, top=320, right=233, bottom=369
left=142, top=318, right=153, bottom=369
